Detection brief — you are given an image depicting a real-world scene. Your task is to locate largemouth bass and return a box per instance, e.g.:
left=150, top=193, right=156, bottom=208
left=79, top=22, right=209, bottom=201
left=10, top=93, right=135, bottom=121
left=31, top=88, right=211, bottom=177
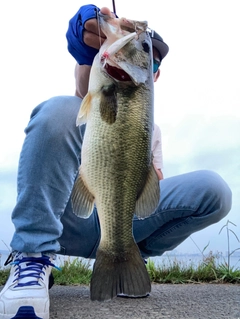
left=71, top=12, right=160, bottom=301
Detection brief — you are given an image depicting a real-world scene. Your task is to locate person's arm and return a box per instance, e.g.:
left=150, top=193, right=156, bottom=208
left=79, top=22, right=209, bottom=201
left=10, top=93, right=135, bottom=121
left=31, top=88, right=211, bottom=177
left=74, top=64, right=91, bottom=98
left=66, top=5, right=106, bottom=65
left=66, top=5, right=108, bottom=98
left=152, top=124, right=164, bottom=180
left=153, top=164, right=164, bottom=180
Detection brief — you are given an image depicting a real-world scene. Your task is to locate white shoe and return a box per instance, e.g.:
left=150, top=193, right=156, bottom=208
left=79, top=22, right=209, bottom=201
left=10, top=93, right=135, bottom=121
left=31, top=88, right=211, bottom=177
left=0, top=252, right=57, bottom=319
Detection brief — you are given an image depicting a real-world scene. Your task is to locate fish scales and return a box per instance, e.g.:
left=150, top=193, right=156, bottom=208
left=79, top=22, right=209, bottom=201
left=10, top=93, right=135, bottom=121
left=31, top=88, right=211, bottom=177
left=71, top=12, right=160, bottom=301
left=87, top=87, right=151, bottom=240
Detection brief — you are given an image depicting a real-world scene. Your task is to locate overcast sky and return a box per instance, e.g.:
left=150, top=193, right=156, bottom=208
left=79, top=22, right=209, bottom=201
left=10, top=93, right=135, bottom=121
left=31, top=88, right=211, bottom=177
left=0, top=1, right=239, bottom=255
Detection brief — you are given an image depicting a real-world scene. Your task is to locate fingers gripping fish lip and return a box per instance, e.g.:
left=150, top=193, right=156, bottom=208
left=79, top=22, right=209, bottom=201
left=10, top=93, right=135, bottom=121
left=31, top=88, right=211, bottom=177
left=98, top=13, right=149, bottom=83
left=99, top=15, right=147, bottom=62
left=98, top=11, right=148, bottom=35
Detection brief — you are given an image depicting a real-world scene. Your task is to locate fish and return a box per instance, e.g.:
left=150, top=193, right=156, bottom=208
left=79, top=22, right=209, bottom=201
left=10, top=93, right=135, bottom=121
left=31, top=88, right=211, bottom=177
left=71, top=12, right=160, bottom=301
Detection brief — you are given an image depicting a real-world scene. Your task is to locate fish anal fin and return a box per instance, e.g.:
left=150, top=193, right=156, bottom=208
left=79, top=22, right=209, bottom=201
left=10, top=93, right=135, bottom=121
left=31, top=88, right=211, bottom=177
left=100, top=84, right=118, bottom=124
left=71, top=172, right=95, bottom=218
left=90, top=243, right=151, bottom=301
left=135, top=164, right=160, bottom=218
left=76, top=92, right=92, bottom=126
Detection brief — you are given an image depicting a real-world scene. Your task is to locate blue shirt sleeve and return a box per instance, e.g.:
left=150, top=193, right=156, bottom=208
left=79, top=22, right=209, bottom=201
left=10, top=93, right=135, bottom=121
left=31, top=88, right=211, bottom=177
left=66, top=4, right=100, bottom=65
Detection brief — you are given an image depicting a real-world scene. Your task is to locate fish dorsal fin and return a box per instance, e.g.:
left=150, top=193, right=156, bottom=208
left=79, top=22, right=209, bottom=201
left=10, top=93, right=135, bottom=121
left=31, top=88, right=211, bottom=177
left=100, top=84, right=118, bottom=124
left=76, top=92, right=92, bottom=126
left=71, top=172, right=95, bottom=218
left=134, top=164, right=160, bottom=218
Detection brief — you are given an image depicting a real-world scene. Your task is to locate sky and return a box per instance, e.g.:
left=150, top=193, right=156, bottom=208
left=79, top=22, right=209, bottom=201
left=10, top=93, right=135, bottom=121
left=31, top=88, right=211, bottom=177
left=0, top=1, right=239, bottom=255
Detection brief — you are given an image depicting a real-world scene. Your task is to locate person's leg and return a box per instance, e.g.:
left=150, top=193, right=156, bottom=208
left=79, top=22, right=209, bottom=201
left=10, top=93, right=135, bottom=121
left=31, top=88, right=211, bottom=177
left=58, top=170, right=232, bottom=260
left=10, top=95, right=85, bottom=253
left=59, top=201, right=101, bottom=258
left=0, top=95, right=86, bottom=319
left=134, top=170, right=232, bottom=257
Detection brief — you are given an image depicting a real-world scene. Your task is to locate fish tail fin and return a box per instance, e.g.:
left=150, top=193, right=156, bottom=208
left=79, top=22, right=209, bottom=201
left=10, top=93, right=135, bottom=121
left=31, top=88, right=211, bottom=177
left=90, top=243, right=151, bottom=301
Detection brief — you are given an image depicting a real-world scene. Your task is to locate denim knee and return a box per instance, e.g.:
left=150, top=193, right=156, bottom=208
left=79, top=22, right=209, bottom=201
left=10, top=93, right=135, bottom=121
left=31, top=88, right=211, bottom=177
left=194, top=170, right=232, bottom=222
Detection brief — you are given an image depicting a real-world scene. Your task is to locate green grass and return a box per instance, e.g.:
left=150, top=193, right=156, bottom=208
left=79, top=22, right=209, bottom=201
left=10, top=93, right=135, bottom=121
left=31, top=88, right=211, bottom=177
left=0, top=269, right=10, bottom=286
left=0, top=252, right=239, bottom=286
left=146, top=252, right=240, bottom=284
left=51, top=257, right=92, bottom=285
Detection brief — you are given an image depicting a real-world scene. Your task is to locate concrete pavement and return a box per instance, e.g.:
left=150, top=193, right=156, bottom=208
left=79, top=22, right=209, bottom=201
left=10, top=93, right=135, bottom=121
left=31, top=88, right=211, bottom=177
left=49, top=283, right=240, bottom=319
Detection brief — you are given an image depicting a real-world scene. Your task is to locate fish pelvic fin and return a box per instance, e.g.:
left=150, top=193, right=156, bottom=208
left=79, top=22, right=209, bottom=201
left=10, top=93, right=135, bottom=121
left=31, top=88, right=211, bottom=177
left=76, top=92, right=92, bottom=126
left=71, top=172, right=95, bottom=218
left=135, top=163, right=160, bottom=218
left=90, top=243, right=151, bottom=301
left=100, top=84, right=118, bottom=124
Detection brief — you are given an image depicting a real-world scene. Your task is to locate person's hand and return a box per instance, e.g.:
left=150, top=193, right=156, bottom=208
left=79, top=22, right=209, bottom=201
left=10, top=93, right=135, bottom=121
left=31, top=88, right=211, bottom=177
left=83, top=7, right=114, bottom=49
left=66, top=5, right=114, bottom=65
left=153, top=164, right=164, bottom=180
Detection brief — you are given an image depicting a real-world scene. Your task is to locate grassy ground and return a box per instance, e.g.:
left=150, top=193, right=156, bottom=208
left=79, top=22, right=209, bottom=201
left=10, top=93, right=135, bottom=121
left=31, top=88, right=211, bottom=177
left=0, top=252, right=239, bottom=286
left=146, top=252, right=240, bottom=284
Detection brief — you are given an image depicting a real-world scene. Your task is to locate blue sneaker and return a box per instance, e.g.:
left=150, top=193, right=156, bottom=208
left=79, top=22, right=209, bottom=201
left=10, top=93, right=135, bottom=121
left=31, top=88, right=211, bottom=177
left=0, top=252, right=58, bottom=319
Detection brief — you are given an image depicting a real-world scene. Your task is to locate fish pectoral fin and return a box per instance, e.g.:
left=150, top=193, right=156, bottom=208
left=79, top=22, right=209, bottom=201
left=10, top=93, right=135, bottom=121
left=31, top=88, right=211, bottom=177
left=76, top=92, right=92, bottom=126
left=135, top=164, right=160, bottom=218
left=100, top=84, right=118, bottom=124
left=71, top=173, right=95, bottom=218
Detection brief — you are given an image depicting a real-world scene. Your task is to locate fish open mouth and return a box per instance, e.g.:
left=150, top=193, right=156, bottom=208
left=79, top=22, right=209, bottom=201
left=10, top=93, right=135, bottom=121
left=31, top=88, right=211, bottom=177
left=105, top=64, right=131, bottom=82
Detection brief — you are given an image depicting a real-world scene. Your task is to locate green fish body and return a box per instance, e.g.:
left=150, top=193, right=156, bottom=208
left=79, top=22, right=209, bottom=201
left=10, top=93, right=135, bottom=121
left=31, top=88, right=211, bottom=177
left=72, top=13, right=160, bottom=301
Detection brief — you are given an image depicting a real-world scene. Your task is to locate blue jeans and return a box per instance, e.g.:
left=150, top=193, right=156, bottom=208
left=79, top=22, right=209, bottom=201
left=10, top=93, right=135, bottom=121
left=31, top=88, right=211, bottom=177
left=10, top=96, right=232, bottom=258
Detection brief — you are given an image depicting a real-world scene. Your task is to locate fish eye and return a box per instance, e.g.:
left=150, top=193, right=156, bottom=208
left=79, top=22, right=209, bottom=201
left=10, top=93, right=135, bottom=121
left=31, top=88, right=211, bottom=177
left=142, top=41, right=150, bottom=53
